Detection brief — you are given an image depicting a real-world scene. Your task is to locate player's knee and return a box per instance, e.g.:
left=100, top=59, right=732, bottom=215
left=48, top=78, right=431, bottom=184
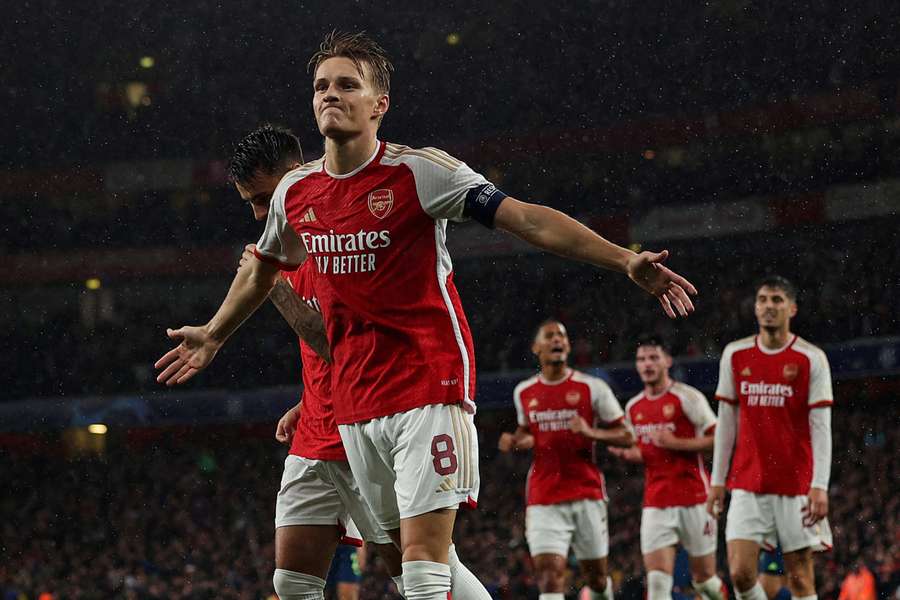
left=729, top=564, right=757, bottom=593
left=585, top=569, right=608, bottom=591
left=402, top=560, right=452, bottom=600
left=786, top=568, right=815, bottom=595
left=647, top=571, right=674, bottom=600
left=536, top=565, right=566, bottom=592
left=273, top=568, right=326, bottom=600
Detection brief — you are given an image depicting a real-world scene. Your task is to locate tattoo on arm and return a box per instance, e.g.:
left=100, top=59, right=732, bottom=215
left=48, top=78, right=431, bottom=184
left=269, top=278, right=332, bottom=363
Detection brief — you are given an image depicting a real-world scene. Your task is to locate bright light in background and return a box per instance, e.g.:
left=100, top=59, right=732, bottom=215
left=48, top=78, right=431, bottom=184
left=628, top=243, right=642, bottom=252
left=446, top=33, right=460, bottom=46
left=88, top=424, right=108, bottom=435
left=642, top=149, right=656, bottom=160
left=85, top=278, right=101, bottom=290
left=139, top=56, right=155, bottom=69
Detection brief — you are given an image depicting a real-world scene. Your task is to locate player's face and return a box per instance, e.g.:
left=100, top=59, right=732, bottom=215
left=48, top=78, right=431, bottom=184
left=234, top=170, right=285, bottom=221
left=635, top=345, right=671, bottom=385
left=313, top=57, right=388, bottom=140
left=532, top=322, right=571, bottom=366
left=755, top=285, right=797, bottom=331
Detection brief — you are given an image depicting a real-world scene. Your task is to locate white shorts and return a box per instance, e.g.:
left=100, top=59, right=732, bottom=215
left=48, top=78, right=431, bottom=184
left=725, top=490, right=833, bottom=554
left=274, top=455, right=392, bottom=545
left=640, top=504, right=717, bottom=557
left=525, top=499, right=609, bottom=560
left=338, top=403, right=480, bottom=530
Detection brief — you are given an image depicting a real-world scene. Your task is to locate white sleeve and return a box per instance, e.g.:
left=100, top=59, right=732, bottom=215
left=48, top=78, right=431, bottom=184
left=513, top=381, right=529, bottom=427
left=710, top=401, right=737, bottom=486
left=389, top=148, right=506, bottom=226
left=254, top=186, right=307, bottom=269
left=808, top=349, right=834, bottom=407
left=809, top=406, right=832, bottom=490
left=589, top=378, right=625, bottom=425
left=679, top=386, right=717, bottom=435
left=714, top=345, right=737, bottom=403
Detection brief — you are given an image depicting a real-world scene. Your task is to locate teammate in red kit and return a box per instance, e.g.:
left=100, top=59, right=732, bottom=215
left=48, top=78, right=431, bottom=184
left=228, top=125, right=488, bottom=600
left=707, top=276, right=833, bottom=600
left=156, top=32, right=697, bottom=599
left=499, top=320, right=633, bottom=600
left=608, top=335, right=725, bottom=600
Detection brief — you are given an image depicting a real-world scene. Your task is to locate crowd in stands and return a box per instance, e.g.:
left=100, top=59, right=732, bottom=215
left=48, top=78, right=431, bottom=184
left=2, top=217, right=896, bottom=402
left=2, top=392, right=897, bottom=599
left=3, top=2, right=898, bottom=168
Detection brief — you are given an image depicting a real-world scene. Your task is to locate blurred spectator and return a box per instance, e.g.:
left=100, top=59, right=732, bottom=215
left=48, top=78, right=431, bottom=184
left=838, top=563, right=876, bottom=600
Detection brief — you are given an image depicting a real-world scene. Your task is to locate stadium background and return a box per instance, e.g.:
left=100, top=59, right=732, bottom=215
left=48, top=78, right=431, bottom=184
left=1, top=1, right=897, bottom=599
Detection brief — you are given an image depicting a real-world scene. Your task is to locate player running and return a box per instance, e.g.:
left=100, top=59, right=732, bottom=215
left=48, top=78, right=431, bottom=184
left=707, top=276, right=833, bottom=600
left=156, top=32, right=697, bottom=599
left=498, top=320, right=632, bottom=600
left=608, top=335, right=725, bottom=600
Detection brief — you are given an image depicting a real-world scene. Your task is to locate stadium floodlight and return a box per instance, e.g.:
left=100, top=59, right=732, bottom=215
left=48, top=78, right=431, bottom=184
left=88, top=424, right=108, bottom=435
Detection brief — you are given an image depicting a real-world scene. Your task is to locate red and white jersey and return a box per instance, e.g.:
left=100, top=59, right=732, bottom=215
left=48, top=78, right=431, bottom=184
left=255, top=142, right=506, bottom=425
left=624, top=382, right=716, bottom=508
left=281, top=263, right=346, bottom=461
left=514, top=369, right=624, bottom=506
left=715, top=334, right=834, bottom=496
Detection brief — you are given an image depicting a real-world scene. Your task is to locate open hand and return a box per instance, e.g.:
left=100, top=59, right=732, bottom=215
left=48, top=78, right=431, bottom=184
left=626, top=250, right=697, bottom=319
left=154, top=325, right=221, bottom=386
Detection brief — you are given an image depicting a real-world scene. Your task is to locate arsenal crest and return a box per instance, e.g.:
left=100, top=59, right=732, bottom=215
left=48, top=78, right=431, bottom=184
left=528, top=398, right=539, bottom=409
left=663, top=403, right=675, bottom=418
left=368, top=189, right=394, bottom=219
left=783, top=363, right=799, bottom=381
left=565, top=391, right=581, bottom=405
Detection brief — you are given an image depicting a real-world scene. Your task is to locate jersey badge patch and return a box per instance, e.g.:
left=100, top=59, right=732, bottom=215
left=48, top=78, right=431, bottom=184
left=783, top=363, right=799, bottom=381
left=565, top=391, right=581, bottom=405
left=528, top=398, right=539, bottom=409
left=741, top=366, right=752, bottom=376
left=368, top=189, right=394, bottom=219
left=663, top=403, right=675, bottom=418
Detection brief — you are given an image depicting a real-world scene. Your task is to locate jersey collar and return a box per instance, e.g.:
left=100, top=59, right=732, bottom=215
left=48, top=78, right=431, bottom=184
left=323, top=140, right=382, bottom=179
left=538, top=367, right=573, bottom=386
left=755, top=334, right=797, bottom=355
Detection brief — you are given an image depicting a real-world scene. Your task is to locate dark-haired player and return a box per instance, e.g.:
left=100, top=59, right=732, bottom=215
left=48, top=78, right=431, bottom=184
left=157, top=31, right=697, bottom=599
left=499, top=320, right=632, bottom=600
left=608, top=335, right=724, bottom=600
left=708, top=276, right=833, bottom=600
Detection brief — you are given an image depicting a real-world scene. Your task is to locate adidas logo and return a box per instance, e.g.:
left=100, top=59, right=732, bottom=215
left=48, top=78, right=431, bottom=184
left=300, top=208, right=317, bottom=223
left=435, top=476, right=456, bottom=493
left=741, top=367, right=751, bottom=376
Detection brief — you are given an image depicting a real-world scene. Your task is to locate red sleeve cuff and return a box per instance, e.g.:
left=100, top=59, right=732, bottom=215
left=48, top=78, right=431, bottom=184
left=809, top=400, right=833, bottom=409
left=703, top=423, right=717, bottom=435
left=603, top=415, right=626, bottom=427
left=253, top=247, right=301, bottom=271
left=715, top=395, right=738, bottom=405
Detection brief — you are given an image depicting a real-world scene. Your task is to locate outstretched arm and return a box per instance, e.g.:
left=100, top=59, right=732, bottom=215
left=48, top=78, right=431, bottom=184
left=493, top=198, right=697, bottom=319
left=155, top=254, right=280, bottom=385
